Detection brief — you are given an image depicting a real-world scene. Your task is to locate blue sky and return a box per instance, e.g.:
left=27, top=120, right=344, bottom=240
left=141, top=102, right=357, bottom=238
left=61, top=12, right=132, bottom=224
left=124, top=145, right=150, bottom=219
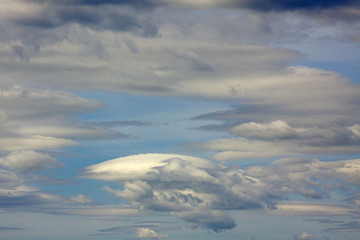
left=0, top=1, right=360, bottom=240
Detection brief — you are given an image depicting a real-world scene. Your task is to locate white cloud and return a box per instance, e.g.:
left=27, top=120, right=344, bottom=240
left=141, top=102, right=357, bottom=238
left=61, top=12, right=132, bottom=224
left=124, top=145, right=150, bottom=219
left=0, top=150, right=62, bottom=173
left=82, top=153, right=360, bottom=231
left=0, top=136, right=77, bottom=152
left=231, top=120, right=302, bottom=139
left=269, top=201, right=356, bottom=216
left=17, top=125, right=124, bottom=140
left=294, top=232, right=315, bottom=240
left=80, top=153, right=218, bottom=181
left=137, top=227, right=168, bottom=239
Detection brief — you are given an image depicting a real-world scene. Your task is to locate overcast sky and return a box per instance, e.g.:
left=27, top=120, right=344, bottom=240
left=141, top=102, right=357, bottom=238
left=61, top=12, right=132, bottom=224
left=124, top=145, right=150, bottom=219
left=1, top=1, right=360, bottom=240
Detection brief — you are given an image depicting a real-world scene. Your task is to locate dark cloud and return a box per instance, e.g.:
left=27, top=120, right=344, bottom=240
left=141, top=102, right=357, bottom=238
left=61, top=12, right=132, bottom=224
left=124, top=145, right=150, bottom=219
left=236, top=0, right=359, bottom=12
left=28, top=0, right=156, bottom=8
left=9, top=1, right=158, bottom=37
left=177, top=210, right=236, bottom=232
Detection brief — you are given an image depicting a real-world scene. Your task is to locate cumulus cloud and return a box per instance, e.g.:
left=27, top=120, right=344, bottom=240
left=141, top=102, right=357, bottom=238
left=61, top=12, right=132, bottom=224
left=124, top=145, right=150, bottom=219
left=292, top=232, right=315, bottom=240
left=137, top=227, right=168, bottom=239
left=292, top=232, right=330, bottom=240
left=82, top=153, right=269, bottom=231
left=82, top=153, right=360, bottom=232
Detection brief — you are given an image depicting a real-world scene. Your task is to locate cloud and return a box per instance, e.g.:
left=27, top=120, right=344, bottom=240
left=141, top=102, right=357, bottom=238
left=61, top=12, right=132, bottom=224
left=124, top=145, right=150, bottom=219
left=1, top=0, right=158, bottom=35
left=0, top=86, right=101, bottom=121
left=0, top=168, right=69, bottom=210
left=292, top=232, right=331, bottom=240
left=46, top=205, right=139, bottom=217
left=80, top=153, right=218, bottom=181
left=69, top=194, right=95, bottom=204
left=293, top=232, right=315, bottom=240
left=137, top=227, right=168, bottom=239
left=82, top=153, right=360, bottom=232
left=231, top=120, right=301, bottom=139
left=0, top=151, right=62, bottom=173
left=17, top=125, right=128, bottom=140
left=172, top=49, right=214, bottom=72
left=176, top=210, right=236, bottom=232
left=325, top=219, right=360, bottom=231
left=292, top=232, right=330, bottom=240
left=269, top=201, right=357, bottom=216
left=81, top=153, right=270, bottom=231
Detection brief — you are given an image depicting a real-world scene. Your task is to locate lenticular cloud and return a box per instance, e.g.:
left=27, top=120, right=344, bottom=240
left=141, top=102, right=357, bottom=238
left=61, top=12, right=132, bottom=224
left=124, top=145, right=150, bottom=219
left=81, top=153, right=360, bottom=232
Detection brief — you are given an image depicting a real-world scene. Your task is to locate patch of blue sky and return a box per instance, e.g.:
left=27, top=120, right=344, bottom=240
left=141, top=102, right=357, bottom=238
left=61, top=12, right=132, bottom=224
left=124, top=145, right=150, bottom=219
left=282, top=40, right=360, bottom=84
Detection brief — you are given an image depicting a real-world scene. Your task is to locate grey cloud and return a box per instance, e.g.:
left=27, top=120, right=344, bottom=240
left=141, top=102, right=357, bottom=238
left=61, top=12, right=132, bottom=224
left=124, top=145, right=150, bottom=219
left=325, top=220, right=360, bottom=231
left=176, top=210, right=236, bottom=232
left=173, top=49, right=214, bottom=72
left=123, top=38, right=140, bottom=53
left=27, top=0, right=360, bottom=12
left=153, top=0, right=360, bottom=16
left=11, top=45, right=39, bottom=62
left=8, top=1, right=158, bottom=36
left=232, top=0, right=359, bottom=12
left=82, top=154, right=276, bottom=231
left=0, top=85, right=102, bottom=121
left=0, top=151, right=63, bottom=173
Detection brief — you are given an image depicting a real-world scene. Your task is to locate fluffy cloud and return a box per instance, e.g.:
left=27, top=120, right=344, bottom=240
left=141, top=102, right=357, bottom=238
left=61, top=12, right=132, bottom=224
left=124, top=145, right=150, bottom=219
left=293, top=232, right=315, bottom=240
left=82, top=153, right=360, bottom=231
left=137, top=227, right=168, bottom=239
left=292, top=232, right=330, bottom=240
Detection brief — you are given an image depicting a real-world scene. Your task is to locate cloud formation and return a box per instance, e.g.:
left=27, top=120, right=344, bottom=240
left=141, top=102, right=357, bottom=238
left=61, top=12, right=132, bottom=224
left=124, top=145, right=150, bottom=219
left=137, top=227, right=168, bottom=239
left=0, top=0, right=359, bottom=238
left=82, top=153, right=360, bottom=231
left=0, top=150, right=62, bottom=173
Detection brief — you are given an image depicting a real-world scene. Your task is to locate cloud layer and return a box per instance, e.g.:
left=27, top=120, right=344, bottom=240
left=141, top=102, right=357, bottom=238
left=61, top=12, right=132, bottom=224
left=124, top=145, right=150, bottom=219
left=0, top=0, right=359, bottom=238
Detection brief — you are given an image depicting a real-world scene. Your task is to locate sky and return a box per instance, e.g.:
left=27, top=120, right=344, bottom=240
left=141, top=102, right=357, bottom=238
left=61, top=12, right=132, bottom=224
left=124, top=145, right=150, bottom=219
left=0, top=0, right=360, bottom=240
